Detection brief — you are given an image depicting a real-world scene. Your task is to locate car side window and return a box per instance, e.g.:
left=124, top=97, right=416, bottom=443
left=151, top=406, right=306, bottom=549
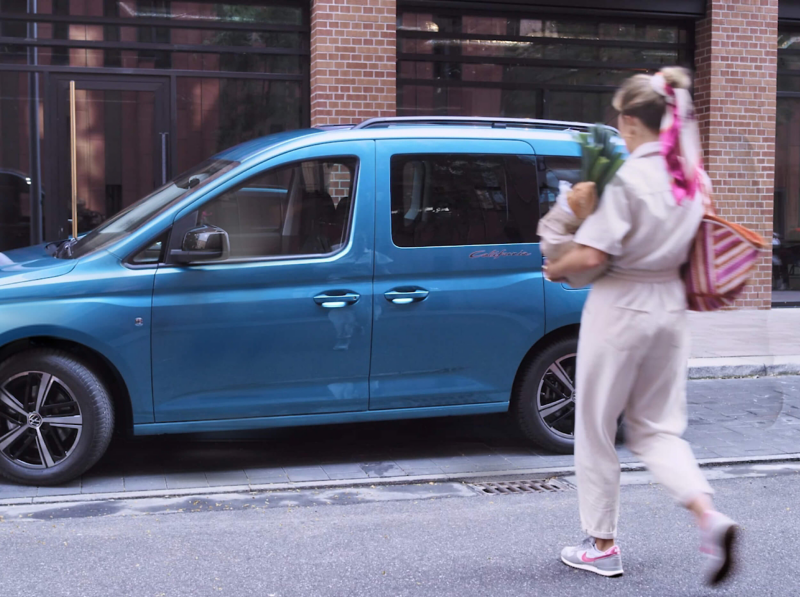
left=130, top=234, right=167, bottom=265
left=537, top=156, right=582, bottom=217
left=195, top=157, right=357, bottom=259
left=390, top=154, right=539, bottom=248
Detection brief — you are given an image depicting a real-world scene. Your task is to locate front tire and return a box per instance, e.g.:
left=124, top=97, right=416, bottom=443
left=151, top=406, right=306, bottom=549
left=512, top=337, right=577, bottom=454
left=0, top=349, right=114, bottom=485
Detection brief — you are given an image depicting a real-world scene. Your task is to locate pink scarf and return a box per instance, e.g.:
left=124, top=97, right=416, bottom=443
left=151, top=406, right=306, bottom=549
left=650, top=73, right=703, bottom=205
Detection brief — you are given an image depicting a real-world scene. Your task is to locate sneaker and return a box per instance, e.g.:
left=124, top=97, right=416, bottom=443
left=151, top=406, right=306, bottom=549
left=561, top=537, right=623, bottom=577
left=701, top=511, right=739, bottom=585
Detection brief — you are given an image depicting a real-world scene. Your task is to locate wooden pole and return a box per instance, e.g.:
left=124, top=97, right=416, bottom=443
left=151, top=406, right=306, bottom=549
left=69, top=80, right=78, bottom=239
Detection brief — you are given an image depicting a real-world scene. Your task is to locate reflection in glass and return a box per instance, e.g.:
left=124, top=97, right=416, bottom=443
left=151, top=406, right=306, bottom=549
left=398, top=10, right=691, bottom=122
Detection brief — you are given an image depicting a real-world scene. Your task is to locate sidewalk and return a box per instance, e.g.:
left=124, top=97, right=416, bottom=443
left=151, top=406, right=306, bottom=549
left=1, top=376, right=798, bottom=504
left=688, top=308, right=800, bottom=378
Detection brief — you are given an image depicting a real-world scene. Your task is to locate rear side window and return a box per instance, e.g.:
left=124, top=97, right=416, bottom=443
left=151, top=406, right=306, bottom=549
left=537, top=156, right=582, bottom=217
left=390, top=154, right=539, bottom=248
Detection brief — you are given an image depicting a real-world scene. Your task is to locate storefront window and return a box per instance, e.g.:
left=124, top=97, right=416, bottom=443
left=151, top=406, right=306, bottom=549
left=0, top=0, right=308, bottom=249
left=397, top=9, right=693, bottom=123
left=775, top=28, right=800, bottom=304
left=0, top=71, right=43, bottom=252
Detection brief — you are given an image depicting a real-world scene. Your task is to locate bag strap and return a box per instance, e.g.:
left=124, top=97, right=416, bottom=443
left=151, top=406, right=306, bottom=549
left=697, top=170, right=716, bottom=217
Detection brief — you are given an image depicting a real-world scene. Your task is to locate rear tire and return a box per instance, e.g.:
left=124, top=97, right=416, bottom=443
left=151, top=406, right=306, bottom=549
left=0, top=349, right=114, bottom=486
left=512, top=337, right=577, bottom=454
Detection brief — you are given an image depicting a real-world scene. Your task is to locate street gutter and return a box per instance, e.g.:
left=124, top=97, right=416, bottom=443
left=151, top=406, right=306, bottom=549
left=3, top=452, right=800, bottom=508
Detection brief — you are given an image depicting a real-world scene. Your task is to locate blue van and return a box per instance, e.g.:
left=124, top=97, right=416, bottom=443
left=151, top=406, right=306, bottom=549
left=0, top=117, right=590, bottom=485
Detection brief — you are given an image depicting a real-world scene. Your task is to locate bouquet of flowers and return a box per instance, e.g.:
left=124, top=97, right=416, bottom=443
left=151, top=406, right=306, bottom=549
left=536, top=124, right=626, bottom=287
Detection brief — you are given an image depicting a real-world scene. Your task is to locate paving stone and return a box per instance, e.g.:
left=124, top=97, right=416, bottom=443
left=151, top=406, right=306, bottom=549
left=321, top=463, right=368, bottom=476
left=360, top=462, right=406, bottom=478
left=205, top=470, right=249, bottom=487
left=80, top=476, right=124, bottom=494
left=245, top=467, right=288, bottom=483
left=325, top=470, right=369, bottom=480
left=123, top=475, right=167, bottom=492
left=284, top=466, right=329, bottom=482
left=36, top=481, right=81, bottom=497
left=165, top=473, right=209, bottom=490
left=0, top=483, right=38, bottom=499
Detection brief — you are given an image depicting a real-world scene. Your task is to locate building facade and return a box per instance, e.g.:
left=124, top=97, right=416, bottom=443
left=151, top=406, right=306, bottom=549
left=0, top=0, right=794, bottom=307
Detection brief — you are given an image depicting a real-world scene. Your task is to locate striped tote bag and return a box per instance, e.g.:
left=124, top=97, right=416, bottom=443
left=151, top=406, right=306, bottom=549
left=683, top=192, right=768, bottom=311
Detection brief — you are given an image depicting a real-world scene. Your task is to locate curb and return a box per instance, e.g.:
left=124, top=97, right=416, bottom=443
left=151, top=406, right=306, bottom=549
left=2, top=452, right=800, bottom=508
left=688, top=355, right=800, bottom=379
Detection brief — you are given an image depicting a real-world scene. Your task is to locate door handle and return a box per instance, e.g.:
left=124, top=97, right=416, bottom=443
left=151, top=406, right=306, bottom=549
left=384, top=288, right=429, bottom=305
left=314, top=292, right=360, bottom=308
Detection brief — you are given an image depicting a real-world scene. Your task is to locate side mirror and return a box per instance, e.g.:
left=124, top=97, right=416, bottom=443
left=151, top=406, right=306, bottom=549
left=170, top=225, right=230, bottom=264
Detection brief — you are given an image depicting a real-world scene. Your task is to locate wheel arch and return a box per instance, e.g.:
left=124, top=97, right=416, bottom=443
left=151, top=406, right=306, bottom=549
left=0, top=337, right=134, bottom=436
left=511, top=324, right=579, bottom=407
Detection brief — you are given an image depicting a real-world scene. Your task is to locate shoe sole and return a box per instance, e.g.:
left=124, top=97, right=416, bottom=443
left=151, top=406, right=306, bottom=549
left=561, top=556, right=623, bottom=578
left=710, top=524, right=738, bottom=586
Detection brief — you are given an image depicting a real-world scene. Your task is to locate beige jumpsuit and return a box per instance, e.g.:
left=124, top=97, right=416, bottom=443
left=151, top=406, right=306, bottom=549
left=572, top=141, right=714, bottom=540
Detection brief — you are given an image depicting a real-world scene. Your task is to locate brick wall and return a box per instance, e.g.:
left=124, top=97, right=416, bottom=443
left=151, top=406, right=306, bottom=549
left=695, top=0, right=778, bottom=308
left=310, top=0, right=397, bottom=126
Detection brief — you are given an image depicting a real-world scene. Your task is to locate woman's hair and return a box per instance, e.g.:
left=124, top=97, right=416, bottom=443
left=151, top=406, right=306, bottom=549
left=612, top=67, right=691, bottom=132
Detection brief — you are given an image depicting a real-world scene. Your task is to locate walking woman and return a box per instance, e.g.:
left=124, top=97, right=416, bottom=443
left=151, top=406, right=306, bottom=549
left=544, top=67, right=739, bottom=584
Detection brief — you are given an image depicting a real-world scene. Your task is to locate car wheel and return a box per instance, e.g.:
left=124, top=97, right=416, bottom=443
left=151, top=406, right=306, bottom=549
left=512, top=337, right=578, bottom=454
left=0, top=349, right=114, bottom=486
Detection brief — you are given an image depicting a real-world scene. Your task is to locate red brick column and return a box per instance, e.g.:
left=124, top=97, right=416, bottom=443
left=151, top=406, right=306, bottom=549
left=309, top=0, right=396, bottom=126
left=695, top=0, right=778, bottom=309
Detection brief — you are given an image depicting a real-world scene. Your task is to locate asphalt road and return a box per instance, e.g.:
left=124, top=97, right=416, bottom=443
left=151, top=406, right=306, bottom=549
left=0, top=469, right=798, bottom=596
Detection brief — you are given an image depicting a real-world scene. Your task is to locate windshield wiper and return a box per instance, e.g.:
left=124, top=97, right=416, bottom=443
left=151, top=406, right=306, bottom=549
left=54, top=237, right=79, bottom=259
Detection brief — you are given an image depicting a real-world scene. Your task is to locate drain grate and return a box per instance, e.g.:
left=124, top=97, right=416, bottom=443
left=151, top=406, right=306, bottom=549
left=468, top=478, right=574, bottom=495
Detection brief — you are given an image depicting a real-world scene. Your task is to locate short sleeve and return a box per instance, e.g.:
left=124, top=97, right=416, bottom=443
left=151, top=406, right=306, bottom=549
left=573, top=178, right=631, bottom=257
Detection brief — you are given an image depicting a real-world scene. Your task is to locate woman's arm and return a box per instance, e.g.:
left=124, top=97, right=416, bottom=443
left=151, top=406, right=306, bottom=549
left=544, top=245, right=608, bottom=282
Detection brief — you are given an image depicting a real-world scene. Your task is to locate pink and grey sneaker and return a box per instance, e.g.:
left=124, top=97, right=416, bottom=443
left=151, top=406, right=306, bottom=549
left=561, top=537, right=623, bottom=577
left=701, top=511, right=739, bottom=585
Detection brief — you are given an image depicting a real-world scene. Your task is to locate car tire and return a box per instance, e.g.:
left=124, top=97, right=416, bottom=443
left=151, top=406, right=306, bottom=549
left=512, top=336, right=578, bottom=454
left=0, top=349, right=114, bottom=486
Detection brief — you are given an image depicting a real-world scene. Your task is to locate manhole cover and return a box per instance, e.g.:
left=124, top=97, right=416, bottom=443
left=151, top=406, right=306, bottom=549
left=468, top=478, right=574, bottom=495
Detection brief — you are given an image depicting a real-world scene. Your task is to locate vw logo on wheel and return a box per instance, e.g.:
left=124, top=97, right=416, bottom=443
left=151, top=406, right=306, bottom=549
left=28, top=412, right=43, bottom=429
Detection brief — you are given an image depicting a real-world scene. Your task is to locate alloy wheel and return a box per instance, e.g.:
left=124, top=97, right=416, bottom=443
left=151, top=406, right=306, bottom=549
left=0, top=371, right=83, bottom=469
left=536, top=353, right=577, bottom=440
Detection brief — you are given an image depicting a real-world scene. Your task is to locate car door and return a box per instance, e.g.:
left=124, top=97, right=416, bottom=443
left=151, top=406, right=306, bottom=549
left=369, top=139, right=546, bottom=410
left=151, top=140, right=375, bottom=422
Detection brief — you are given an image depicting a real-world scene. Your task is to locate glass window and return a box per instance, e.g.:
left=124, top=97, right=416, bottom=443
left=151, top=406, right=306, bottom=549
left=195, top=158, right=356, bottom=259
left=390, top=154, right=539, bottom=248
left=130, top=235, right=166, bottom=264
left=0, top=71, right=43, bottom=252
left=537, top=156, right=582, bottom=216
left=175, top=77, right=303, bottom=174
left=397, top=10, right=692, bottom=122
left=65, top=158, right=236, bottom=259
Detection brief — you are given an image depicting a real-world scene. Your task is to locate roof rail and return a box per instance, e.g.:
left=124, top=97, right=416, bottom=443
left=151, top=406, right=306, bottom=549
left=353, top=116, right=593, bottom=132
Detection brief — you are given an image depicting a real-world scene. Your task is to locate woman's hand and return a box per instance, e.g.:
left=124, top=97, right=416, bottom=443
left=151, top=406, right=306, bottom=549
left=543, top=259, right=567, bottom=283
left=544, top=246, right=608, bottom=282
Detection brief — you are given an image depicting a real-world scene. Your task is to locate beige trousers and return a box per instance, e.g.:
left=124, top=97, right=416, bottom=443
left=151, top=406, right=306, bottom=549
left=574, top=275, right=714, bottom=540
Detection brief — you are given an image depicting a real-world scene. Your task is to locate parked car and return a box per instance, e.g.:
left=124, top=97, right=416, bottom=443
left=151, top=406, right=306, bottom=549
left=0, top=117, right=597, bottom=485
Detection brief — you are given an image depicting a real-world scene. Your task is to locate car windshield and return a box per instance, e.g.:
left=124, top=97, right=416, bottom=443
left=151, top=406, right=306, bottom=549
left=59, top=158, right=237, bottom=259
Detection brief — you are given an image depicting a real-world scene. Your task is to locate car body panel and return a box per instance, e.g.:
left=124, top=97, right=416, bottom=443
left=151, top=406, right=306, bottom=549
left=369, top=138, right=546, bottom=410
left=0, top=244, right=77, bottom=287
left=133, top=402, right=509, bottom=435
left=0, top=250, right=155, bottom=424
left=150, top=140, right=376, bottom=422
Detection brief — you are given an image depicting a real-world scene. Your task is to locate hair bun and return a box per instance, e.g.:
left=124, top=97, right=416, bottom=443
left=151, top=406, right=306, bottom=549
left=660, top=67, right=691, bottom=90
